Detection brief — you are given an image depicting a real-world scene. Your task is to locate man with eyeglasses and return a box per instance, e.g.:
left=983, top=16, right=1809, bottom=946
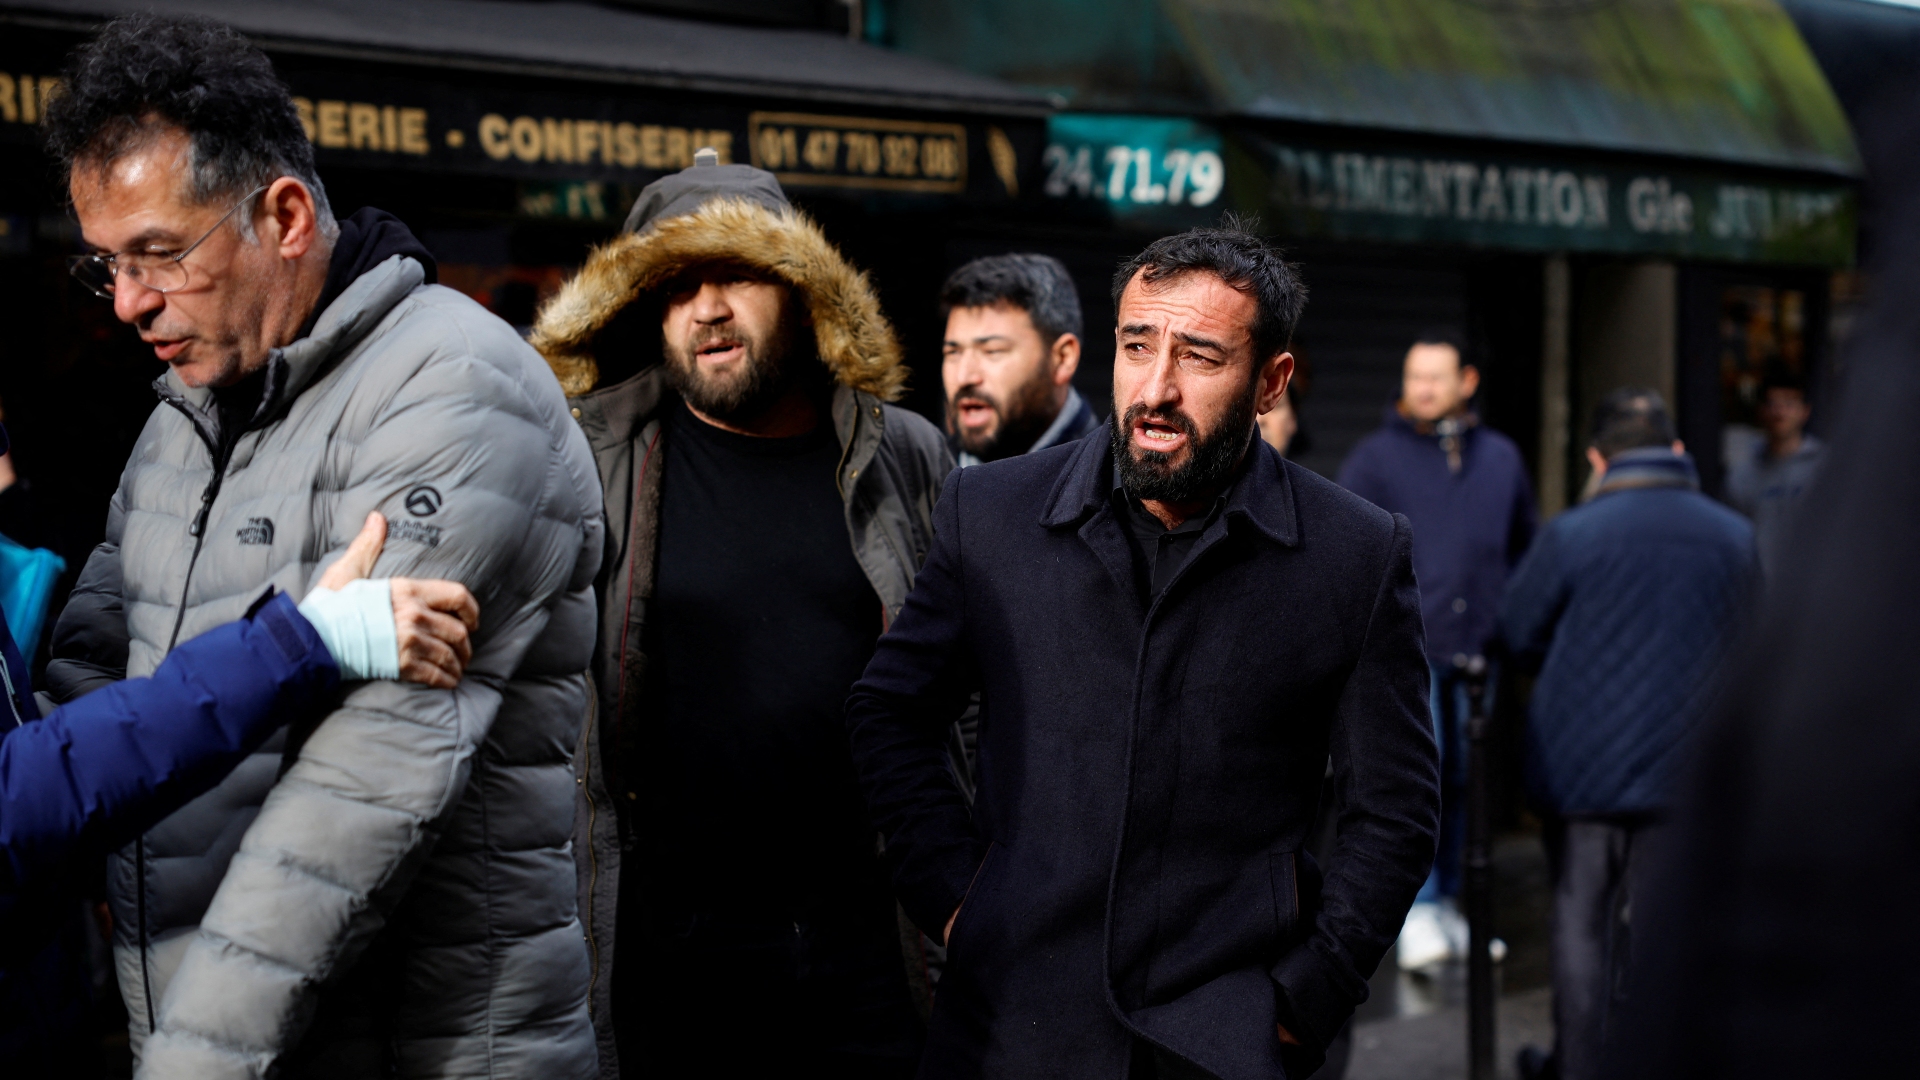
left=846, top=222, right=1439, bottom=1080
left=42, top=15, right=603, bottom=1079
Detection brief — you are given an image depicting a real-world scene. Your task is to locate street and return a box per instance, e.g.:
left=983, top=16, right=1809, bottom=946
left=1348, top=834, right=1554, bottom=1080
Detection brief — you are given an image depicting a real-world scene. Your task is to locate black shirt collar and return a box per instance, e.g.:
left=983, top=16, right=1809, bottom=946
left=1112, top=472, right=1235, bottom=602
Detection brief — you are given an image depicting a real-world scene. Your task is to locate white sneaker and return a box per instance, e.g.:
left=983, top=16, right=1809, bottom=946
left=1397, top=902, right=1451, bottom=970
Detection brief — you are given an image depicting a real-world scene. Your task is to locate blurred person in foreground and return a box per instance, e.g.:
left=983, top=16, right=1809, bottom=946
left=847, top=222, right=1438, bottom=1079
left=1337, top=328, right=1535, bottom=969
left=1, top=510, right=475, bottom=1070
left=942, top=253, right=1100, bottom=466
left=531, top=155, right=949, bottom=1077
left=1612, top=59, right=1920, bottom=1080
left=43, top=15, right=603, bottom=1077
left=1500, top=389, right=1756, bottom=1080
left=1724, top=369, right=1825, bottom=576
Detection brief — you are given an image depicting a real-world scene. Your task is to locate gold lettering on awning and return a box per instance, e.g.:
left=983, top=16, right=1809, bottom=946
left=749, top=112, right=966, bottom=194
left=293, top=96, right=432, bottom=157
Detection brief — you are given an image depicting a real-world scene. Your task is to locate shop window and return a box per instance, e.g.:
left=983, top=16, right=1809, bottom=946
left=1718, top=284, right=1805, bottom=466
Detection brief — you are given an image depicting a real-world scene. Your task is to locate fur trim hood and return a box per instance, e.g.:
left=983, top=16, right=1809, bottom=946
left=532, top=197, right=906, bottom=400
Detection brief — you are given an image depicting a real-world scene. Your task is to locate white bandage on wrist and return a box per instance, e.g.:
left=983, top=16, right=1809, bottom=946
left=298, top=579, right=401, bottom=681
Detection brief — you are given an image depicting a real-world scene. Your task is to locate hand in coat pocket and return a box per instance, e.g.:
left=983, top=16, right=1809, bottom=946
left=945, top=840, right=999, bottom=947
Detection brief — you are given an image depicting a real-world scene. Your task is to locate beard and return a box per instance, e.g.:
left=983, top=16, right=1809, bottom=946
left=662, top=313, right=799, bottom=423
left=1110, top=377, right=1259, bottom=504
left=949, top=368, right=1059, bottom=461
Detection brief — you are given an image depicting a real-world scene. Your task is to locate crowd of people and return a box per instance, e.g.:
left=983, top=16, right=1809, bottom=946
left=0, top=12, right=1836, bottom=1080
left=1321, top=329, right=1765, bottom=1080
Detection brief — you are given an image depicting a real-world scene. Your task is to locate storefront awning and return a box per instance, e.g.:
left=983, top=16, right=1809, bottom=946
left=3, top=0, right=1048, bottom=115
left=885, top=0, right=1861, bottom=177
left=1, top=1, right=1051, bottom=208
left=1027, top=110, right=1857, bottom=266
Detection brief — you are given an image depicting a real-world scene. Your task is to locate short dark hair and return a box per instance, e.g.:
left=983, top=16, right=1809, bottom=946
left=1411, top=326, right=1470, bottom=366
left=1591, top=387, right=1675, bottom=459
left=1111, top=216, right=1306, bottom=364
left=940, top=253, right=1083, bottom=345
left=44, top=14, right=333, bottom=230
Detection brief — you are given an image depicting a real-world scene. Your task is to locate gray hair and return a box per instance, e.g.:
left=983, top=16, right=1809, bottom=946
left=44, top=14, right=338, bottom=240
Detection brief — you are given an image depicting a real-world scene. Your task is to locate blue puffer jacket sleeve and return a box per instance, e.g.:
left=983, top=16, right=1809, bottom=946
left=0, top=590, right=339, bottom=895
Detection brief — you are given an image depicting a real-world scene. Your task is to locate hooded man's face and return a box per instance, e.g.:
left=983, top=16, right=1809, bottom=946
left=660, top=262, right=802, bottom=423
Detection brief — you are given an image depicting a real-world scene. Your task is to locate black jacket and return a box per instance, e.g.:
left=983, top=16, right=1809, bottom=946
left=533, top=170, right=952, bottom=1075
left=847, top=431, right=1439, bottom=1080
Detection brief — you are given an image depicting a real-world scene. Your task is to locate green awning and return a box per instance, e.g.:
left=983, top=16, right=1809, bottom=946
left=883, top=0, right=1860, bottom=176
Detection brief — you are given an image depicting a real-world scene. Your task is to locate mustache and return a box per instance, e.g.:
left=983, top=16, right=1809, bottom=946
left=687, top=325, right=748, bottom=353
left=950, top=385, right=1002, bottom=413
left=1122, top=403, right=1199, bottom=444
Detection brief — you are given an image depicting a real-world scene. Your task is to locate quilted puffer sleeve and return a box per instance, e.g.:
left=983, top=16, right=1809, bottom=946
left=46, top=484, right=133, bottom=703
left=136, top=333, right=601, bottom=1079
left=1, top=592, right=337, bottom=893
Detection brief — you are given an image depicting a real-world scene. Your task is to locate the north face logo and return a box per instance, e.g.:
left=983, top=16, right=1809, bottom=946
left=405, top=485, right=442, bottom=517
left=236, top=517, right=275, bottom=546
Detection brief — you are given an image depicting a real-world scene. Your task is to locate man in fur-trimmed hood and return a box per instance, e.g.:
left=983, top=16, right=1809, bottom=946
left=533, top=154, right=950, bottom=1079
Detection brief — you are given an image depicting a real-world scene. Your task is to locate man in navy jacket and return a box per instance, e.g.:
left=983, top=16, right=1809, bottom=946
left=0, top=509, right=477, bottom=1069
left=1501, top=389, right=1755, bottom=1080
left=848, top=225, right=1439, bottom=1080
left=1337, top=329, right=1534, bottom=969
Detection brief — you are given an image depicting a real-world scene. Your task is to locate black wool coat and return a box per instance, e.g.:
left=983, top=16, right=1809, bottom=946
left=847, top=431, right=1440, bottom=1080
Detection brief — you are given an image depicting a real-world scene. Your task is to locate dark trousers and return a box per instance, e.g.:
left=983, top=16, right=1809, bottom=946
left=1546, top=816, right=1664, bottom=1080
left=1419, top=659, right=1499, bottom=904
left=613, top=902, right=923, bottom=1079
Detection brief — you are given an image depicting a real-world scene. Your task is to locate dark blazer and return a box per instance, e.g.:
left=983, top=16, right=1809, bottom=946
left=847, top=431, right=1439, bottom=1080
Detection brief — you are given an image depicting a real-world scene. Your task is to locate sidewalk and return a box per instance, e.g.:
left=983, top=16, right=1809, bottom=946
left=1344, top=832, right=1555, bottom=1080
left=1348, top=987, right=1552, bottom=1080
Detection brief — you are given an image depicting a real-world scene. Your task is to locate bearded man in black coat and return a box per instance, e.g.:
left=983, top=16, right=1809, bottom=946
left=847, top=223, right=1440, bottom=1080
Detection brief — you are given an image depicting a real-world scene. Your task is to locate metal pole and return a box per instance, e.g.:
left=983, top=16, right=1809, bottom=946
left=1539, top=254, right=1571, bottom=518
left=1463, top=655, right=1496, bottom=1080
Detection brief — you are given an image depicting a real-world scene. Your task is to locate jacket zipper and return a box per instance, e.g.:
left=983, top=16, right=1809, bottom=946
left=138, top=398, right=238, bottom=1038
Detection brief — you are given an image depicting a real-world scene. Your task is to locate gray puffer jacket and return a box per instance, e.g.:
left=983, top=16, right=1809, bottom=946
left=53, top=254, right=603, bottom=1078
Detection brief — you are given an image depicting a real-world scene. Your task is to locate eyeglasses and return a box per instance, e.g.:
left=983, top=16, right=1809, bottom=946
left=68, top=185, right=268, bottom=299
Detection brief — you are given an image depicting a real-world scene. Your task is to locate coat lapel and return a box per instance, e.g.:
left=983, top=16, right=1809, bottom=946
left=1230, top=441, right=1301, bottom=548
left=1040, top=434, right=1141, bottom=607
left=1153, top=442, right=1302, bottom=609
left=1040, top=435, right=1303, bottom=609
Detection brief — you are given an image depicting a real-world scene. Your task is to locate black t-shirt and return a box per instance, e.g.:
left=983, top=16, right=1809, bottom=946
left=635, top=401, right=884, bottom=922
